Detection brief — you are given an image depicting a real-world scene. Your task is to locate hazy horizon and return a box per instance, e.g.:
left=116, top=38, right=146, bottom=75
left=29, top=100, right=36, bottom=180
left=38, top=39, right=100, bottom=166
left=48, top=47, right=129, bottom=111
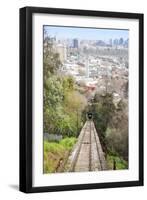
left=44, top=25, right=129, bottom=42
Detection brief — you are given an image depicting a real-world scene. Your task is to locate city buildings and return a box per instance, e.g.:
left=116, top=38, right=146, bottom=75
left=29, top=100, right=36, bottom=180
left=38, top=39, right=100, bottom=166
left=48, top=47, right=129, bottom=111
left=50, top=36, right=128, bottom=101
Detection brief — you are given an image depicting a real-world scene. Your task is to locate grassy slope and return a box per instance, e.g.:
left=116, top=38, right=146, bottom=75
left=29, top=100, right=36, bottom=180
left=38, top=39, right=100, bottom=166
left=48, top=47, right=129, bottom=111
left=44, top=137, right=77, bottom=173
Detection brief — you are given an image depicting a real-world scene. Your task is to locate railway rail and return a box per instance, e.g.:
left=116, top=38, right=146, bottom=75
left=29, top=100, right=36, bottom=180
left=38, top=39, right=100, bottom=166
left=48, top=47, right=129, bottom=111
left=65, top=120, right=107, bottom=172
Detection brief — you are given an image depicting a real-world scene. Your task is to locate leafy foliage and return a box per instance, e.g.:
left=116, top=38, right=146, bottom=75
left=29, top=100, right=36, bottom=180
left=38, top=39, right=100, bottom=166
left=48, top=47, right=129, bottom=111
left=43, top=35, right=87, bottom=137
left=107, top=155, right=128, bottom=170
left=92, top=92, right=128, bottom=165
left=43, top=36, right=61, bottom=77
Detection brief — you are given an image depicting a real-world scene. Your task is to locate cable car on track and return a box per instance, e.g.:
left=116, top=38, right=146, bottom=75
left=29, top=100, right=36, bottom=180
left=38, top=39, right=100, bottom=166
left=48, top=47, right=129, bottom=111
left=87, top=112, right=93, bottom=120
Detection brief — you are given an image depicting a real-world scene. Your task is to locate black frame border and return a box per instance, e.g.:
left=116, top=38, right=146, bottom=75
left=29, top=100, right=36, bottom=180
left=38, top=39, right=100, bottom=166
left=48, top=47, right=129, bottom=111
left=19, top=6, right=144, bottom=193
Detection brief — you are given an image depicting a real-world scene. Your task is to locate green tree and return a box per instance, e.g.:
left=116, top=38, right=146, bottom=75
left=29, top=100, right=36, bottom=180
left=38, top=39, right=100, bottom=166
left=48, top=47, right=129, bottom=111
left=43, top=35, right=87, bottom=138
left=43, top=36, right=61, bottom=78
left=92, top=92, right=128, bottom=162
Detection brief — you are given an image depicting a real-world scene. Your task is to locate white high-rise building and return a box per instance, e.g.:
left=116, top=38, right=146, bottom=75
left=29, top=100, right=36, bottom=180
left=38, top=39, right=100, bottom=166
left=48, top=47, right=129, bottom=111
left=56, top=44, right=67, bottom=63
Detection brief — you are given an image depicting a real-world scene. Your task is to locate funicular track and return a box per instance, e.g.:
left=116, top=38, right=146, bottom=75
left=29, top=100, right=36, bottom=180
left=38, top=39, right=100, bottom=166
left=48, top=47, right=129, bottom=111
left=65, top=120, right=107, bottom=172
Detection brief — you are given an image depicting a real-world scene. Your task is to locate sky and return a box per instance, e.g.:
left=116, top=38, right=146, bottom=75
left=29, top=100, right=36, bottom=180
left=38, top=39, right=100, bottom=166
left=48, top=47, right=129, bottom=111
left=44, top=25, right=129, bottom=42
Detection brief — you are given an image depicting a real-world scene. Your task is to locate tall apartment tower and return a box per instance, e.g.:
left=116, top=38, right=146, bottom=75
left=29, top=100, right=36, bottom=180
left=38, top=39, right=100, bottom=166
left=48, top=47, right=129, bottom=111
left=73, top=38, right=78, bottom=48
left=56, top=44, right=67, bottom=63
